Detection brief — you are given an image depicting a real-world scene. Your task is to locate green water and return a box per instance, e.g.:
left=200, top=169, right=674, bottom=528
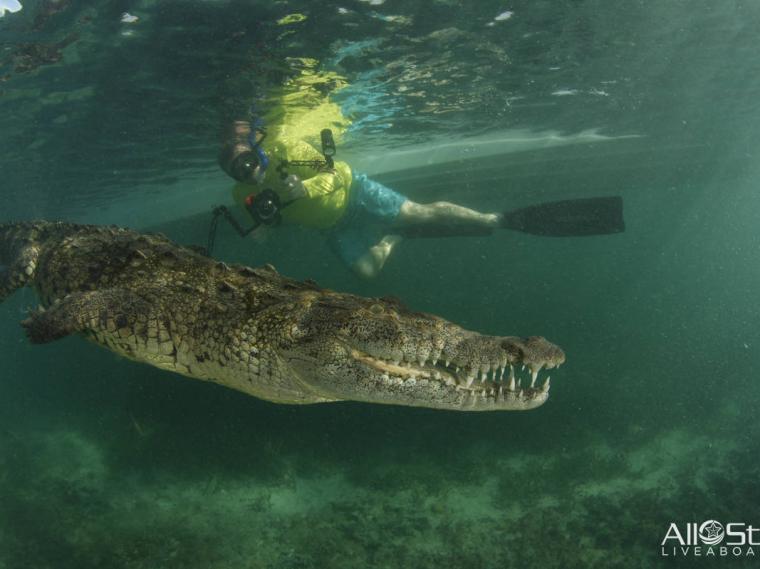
left=2, top=1, right=760, bottom=568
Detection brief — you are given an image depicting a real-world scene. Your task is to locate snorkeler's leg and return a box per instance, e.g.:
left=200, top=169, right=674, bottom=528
left=396, top=200, right=501, bottom=229
left=351, top=234, right=403, bottom=280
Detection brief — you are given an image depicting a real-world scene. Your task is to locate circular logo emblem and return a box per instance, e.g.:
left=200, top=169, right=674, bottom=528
left=699, top=520, right=724, bottom=545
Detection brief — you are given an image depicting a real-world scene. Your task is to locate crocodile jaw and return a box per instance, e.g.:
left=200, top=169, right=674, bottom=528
left=349, top=346, right=558, bottom=411
left=284, top=299, right=565, bottom=412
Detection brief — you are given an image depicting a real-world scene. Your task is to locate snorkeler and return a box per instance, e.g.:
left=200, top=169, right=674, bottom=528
left=218, top=118, right=504, bottom=279
left=211, top=57, right=623, bottom=276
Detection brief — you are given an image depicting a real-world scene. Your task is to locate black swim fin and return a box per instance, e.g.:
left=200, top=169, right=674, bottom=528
left=398, top=196, right=625, bottom=239
left=500, top=196, right=625, bottom=237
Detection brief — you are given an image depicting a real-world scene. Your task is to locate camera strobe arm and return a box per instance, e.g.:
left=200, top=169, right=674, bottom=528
left=206, top=205, right=261, bottom=256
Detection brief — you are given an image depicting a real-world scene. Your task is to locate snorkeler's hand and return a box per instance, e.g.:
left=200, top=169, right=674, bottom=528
left=283, top=175, right=307, bottom=201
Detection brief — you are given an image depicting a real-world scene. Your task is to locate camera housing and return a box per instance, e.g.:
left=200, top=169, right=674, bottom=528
left=245, top=189, right=282, bottom=225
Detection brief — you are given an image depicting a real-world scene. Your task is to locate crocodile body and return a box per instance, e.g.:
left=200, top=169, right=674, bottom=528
left=0, top=221, right=565, bottom=411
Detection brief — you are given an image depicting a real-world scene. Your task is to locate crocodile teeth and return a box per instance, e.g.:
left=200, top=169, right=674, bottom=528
left=508, top=366, right=516, bottom=391
left=465, top=373, right=476, bottom=388
left=530, top=369, right=538, bottom=388
left=541, top=377, right=551, bottom=392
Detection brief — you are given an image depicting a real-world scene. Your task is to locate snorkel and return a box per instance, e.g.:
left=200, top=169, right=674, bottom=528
left=247, top=115, right=270, bottom=174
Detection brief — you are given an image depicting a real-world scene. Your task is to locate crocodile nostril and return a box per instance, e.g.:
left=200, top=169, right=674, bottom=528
left=369, top=304, right=384, bottom=315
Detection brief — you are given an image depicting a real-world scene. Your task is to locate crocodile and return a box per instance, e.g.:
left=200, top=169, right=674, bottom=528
left=0, top=221, right=565, bottom=411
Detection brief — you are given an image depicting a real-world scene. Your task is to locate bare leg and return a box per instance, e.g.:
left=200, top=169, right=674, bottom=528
left=351, top=234, right=403, bottom=279
left=395, top=200, right=500, bottom=229
left=349, top=200, right=497, bottom=278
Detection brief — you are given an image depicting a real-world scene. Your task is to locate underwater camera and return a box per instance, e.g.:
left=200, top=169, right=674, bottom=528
left=245, top=189, right=282, bottom=226
left=205, top=189, right=283, bottom=256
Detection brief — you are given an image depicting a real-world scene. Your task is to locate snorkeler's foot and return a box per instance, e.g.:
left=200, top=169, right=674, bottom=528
left=352, top=235, right=404, bottom=279
left=378, top=234, right=403, bottom=251
left=484, top=213, right=502, bottom=228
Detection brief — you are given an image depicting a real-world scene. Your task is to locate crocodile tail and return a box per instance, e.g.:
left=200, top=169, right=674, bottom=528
left=0, top=221, right=75, bottom=303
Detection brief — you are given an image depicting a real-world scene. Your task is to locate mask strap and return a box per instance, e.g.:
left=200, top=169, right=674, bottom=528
left=247, top=110, right=269, bottom=171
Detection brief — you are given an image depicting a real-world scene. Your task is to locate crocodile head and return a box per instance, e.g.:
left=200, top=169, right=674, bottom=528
left=280, top=293, right=565, bottom=411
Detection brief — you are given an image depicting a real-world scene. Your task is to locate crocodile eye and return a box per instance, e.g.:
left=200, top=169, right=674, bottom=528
left=369, top=304, right=384, bottom=315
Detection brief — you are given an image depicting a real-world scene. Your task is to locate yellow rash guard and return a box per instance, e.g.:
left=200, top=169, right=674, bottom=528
left=232, top=138, right=352, bottom=229
left=231, top=59, right=354, bottom=229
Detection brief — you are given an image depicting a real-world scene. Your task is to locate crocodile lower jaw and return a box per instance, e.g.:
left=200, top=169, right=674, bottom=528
left=351, top=349, right=553, bottom=395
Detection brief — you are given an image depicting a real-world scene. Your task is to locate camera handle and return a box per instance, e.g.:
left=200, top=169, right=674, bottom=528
left=206, top=205, right=261, bottom=256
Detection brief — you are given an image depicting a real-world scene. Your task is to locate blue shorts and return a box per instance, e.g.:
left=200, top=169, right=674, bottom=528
left=327, top=174, right=407, bottom=267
